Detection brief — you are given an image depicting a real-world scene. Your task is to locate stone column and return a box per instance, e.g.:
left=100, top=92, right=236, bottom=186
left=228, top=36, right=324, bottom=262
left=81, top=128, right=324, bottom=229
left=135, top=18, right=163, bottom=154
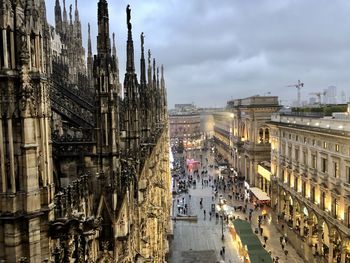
left=7, top=118, right=15, bottom=193
left=2, top=29, right=8, bottom=68
left=308, top=221, right=313, bottom=245
left=10, top=31, right=15, bottom=69
left=292, top=205, right=297, bottom=228
left=300, top=214, right=305, bottom=237
left=328, top=235, right=334, bottom=263
left=317, top=229, right=323, bottom=255
left=341, top=247, right=346, bottom=263
left=28, top=217, right=41, bottom=262
left=0, top=119, right=6, bottom=192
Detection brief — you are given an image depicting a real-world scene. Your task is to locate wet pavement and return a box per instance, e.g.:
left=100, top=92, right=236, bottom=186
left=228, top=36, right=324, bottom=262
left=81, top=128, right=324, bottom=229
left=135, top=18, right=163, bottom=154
left=169, top=147, right=305, bottom=263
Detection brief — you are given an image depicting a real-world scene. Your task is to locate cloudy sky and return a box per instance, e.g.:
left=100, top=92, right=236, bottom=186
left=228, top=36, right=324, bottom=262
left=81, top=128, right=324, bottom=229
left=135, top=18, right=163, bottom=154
left=47, top=0, right=350, bottom=108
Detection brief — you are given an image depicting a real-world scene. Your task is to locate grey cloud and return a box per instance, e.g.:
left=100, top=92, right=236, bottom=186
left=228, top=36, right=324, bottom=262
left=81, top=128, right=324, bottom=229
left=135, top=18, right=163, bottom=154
left=47, top=0, right=350, bottom=107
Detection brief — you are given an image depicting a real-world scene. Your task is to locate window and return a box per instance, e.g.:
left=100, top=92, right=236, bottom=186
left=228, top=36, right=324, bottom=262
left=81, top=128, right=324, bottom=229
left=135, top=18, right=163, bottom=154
left=303, top=151, right=307, bottom=165
left=294, top=176, right=298, bottom=191
left=282, top=131, right=285, bottom=138
left=312, top=139, right=316, bottom=146
left=289, top=134, right=292, bottom=140
left=287, top=173, right=291, bottom=186
left=302, top=181, right=306, bottom=197
left=288, top=146, right=292, bottom=159
left=323, top=141, right=327, bottom=149
left=295, top=149, right=299, bottom=162
left=304, top=137, right=307, bottom=144
left=265, top=128, right=270, bottom=143
left=311, top=154, right=317, bottom=169
left=335, top=144, right=339, bottom=152
left=296, top=135, right=299, bottom=141
left=259, top=128, right=264, bottom=143
left=332, top=198, right=338, bottom=218
left=311, top=186, right=315, bottom=203
left=346, top=166, right=350, bottom=183
left=321, top=192, right=326, bottom=210
left=334, top=162, right=339, bottom=178
left=321, top=157, right=328, bottom=173
left=348, top=206, right=350, bottom=227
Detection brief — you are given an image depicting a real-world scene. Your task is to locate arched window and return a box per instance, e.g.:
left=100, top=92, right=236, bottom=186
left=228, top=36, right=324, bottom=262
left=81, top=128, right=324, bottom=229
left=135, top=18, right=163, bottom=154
left=259, top=128, right=264, bottom=143
left=265, top=128, right=270, bottom=143
left=38, top=34, right=42, bottom=70
left=6, top=27, right=12, bottom=68
left=241, top=123, right=245, bottom=140
left=30, top=32, right=36, bottom=68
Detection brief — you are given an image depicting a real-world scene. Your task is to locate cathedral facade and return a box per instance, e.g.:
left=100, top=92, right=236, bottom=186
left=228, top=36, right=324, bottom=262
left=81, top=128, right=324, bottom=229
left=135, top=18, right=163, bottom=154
left=0, top=1, right=171, bottom=262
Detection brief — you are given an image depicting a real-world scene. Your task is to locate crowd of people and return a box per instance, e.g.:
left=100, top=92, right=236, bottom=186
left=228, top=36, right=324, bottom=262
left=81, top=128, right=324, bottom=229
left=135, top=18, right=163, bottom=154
left=172, top=141, right=291, bottom=263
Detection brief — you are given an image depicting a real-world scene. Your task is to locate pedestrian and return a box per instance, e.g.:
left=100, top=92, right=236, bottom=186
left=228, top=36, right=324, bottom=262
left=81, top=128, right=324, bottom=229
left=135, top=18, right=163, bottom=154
left=263, top=235, right=268, bottom=244
left=222, top=246, right=225, bottom=254
left=204, top=210, right=206, bottom=216
left=284, top=250, right=288, bottom=257
left=260, top=227, right=263, bottom=236
left=189, top=194, right=191, bottom=199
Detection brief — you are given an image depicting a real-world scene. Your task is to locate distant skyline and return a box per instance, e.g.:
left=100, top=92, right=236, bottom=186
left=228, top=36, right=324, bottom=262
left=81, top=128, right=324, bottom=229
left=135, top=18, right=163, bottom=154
left=47, top=0, right=350, bottom=108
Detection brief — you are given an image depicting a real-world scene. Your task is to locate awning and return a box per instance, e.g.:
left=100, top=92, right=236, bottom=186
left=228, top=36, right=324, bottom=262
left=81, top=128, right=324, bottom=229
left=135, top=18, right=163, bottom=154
left=250, top=187, right=270, bottom=201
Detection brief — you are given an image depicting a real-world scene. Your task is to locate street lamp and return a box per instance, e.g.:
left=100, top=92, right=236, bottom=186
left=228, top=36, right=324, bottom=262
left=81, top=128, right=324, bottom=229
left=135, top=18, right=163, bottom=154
left=217, top=201, right=226, bottom=240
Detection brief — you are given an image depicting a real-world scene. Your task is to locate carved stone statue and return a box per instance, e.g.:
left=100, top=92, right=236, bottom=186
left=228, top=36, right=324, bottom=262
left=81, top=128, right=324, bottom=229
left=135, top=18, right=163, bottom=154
left=148, top=49, right=151, bottom=65
left=126, top=5, right=131, bottom=30
left=141, top=32, right=144, bottom=49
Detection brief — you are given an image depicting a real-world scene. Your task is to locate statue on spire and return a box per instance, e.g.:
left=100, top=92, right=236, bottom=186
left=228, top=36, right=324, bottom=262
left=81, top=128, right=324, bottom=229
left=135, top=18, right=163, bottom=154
left=126, top=5, right=132, bottom=30
left=69, top=4, right=72, bottom=23
left=141, top=32, right=144, bottom=51
left=148, top=49, right=151, bottom=65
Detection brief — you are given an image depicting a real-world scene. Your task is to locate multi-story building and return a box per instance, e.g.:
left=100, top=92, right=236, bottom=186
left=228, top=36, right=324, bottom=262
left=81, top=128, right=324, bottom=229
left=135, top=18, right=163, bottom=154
left=228, top=96, right=280, bottom=189
left=212, top=111, right=234, bottom=165
left=169, top=112, right=202, bottom=150
left=269, top=107, right=350, bottom=263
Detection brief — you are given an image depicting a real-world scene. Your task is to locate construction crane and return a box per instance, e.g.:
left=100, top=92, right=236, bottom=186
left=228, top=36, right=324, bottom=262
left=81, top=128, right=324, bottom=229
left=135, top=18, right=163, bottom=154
left=286, top=80, right=304, bottom=107
left=309, top=91, right=327, bottom=104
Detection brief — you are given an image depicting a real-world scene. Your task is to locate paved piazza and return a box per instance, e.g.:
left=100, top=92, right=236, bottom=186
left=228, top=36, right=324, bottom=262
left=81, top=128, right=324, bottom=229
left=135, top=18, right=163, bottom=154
left=169, top=148, right=304, bottom=263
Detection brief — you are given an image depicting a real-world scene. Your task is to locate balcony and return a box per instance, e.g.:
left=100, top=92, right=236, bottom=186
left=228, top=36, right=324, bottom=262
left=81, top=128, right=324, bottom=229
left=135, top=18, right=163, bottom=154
left=243, top=141, right=271, bottom=153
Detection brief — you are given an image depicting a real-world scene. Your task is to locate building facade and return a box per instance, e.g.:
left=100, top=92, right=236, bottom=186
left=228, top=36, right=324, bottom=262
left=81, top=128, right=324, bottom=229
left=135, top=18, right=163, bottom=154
left=269, top=109, right=350, bottom=263
left=212, top=111, right=233, bottom=165
left=169, top=112, right=202, bottom=150
left=0, top=1, right=171, bottom=262
left=228, top=96, right=280, bottom=189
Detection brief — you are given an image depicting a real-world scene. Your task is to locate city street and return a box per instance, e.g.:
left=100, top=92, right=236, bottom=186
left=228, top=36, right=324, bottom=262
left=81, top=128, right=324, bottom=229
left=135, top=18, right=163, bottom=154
left=169, top=146, right=305, bottom=263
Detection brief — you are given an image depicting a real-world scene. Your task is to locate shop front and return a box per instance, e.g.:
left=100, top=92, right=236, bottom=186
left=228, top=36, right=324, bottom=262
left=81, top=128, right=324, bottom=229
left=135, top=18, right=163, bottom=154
left=257, top=163, right=272, bottom=196
left=229, top=219, right=272, bottom=263
left=250, top=187, right=271, bottom=206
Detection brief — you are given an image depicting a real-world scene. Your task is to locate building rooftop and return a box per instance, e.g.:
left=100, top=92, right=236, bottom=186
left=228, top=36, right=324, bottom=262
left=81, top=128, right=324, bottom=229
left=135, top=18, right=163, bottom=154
left=270, top=105, right=350, bottom=134
left=227, top=95, right=280, bottom=108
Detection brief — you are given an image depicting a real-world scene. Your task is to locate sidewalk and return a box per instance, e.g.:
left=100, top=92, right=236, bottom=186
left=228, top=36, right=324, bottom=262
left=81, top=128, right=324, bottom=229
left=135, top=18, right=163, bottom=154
left=206, top=151, right=304, bottom=263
